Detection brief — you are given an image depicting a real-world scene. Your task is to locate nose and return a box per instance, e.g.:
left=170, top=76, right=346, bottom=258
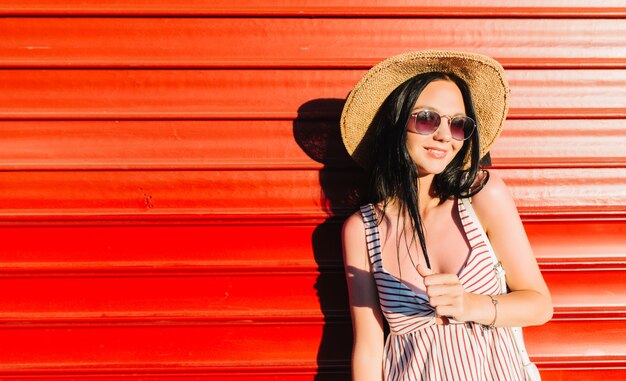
left=433, top=116, right=453, bottom=142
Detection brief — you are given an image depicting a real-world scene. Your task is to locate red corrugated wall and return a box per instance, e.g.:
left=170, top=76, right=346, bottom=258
left=1, top=1, right=626, bottom=380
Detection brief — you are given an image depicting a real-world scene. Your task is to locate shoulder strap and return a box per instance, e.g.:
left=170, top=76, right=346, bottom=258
left=359, top=204, right=383, bottom=271
left=459, top=197, right=506, bottom=292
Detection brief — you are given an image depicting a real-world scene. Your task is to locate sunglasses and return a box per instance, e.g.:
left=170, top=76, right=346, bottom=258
left=406, top=109, right=476, bottom=141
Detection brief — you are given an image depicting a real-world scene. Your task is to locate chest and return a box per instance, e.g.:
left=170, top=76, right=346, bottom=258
left=377, top=200, right=472, bottom=291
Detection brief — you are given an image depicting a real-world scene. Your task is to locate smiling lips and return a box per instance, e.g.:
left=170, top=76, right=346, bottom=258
left=424, top=146, right=448, bottom=159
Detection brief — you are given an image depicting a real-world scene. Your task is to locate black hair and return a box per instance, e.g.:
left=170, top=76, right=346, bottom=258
left=366, top=72, right=485, bottom=268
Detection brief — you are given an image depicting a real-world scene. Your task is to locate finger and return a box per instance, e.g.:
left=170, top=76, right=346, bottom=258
left=435, top=305, right=458, bottom=318
left=416, top=263, right=435, bottom=277
left=428, top=295, right=456, bottom=307
left=428, top=283, right=465, bottom=298
left=425, top=284, right=458, bottom=297
left=423, top=273, right=460, bottom=286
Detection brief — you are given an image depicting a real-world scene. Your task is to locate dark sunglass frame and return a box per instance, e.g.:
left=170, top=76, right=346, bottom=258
left=406, top=109, right=476, bottom=141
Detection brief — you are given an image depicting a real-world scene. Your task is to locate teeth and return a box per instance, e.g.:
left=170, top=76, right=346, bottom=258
left=426, top=148, right=446, bottom=158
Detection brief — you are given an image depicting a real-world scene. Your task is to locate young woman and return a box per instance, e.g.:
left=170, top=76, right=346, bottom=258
left=340, top=51, right=553, bottom=380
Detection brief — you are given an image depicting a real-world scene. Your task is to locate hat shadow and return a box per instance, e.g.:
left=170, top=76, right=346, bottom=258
left=293, top=98, right=367, bottom=379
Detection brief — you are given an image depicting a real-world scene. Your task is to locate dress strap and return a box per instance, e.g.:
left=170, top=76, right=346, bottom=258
left=359, top=204, right=383, bottom=271
left=458, top=197, right=506, bottom=294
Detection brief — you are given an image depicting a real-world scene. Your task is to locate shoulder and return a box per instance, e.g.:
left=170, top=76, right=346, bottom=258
left=470, top=171, right=519, bottom=233
left=472, top=171, right=511, bottom=203
left=342, top=208, right=367, bottom=238
left=342, top=208, right=370, bottom=268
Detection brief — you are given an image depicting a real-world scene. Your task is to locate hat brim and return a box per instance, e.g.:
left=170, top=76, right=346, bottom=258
left=340, top=50, right=509, bottom=168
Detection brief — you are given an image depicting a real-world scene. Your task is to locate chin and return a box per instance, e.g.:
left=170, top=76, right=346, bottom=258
left=416, top=163, right=449, bottom=176
left=416, top=156, right=452, bottom=173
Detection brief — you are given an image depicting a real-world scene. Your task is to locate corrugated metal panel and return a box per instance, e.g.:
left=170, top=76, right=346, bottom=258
left=1, top=1, right=625, bottom=380
left=2, top=18, right=626, bottom=68
left=0, top=169, right=624, bottom=215
left=3, top=120, right=625, bottom=168
left=1, top=1, right=626, bottom=17
left=1, top=69, right=625, bottom=117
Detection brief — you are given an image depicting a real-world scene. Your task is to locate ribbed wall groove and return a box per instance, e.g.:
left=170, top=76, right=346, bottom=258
left=1, top=2, right=626, bottom=18
left=1, top=2, right=625, bottom=380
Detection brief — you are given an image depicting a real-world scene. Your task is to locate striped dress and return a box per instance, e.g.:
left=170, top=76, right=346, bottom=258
left=360, top=198, right=527, bottom=380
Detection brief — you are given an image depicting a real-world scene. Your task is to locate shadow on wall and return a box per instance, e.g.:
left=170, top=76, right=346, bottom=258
left=294, top=98, right=368, bottom=380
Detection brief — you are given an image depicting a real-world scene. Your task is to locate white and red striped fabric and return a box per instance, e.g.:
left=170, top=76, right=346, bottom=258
left=360, top=199, right=527, bottom=380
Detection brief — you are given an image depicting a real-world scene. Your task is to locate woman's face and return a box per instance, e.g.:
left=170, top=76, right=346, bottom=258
left=406, top=79, right=466, bottom=176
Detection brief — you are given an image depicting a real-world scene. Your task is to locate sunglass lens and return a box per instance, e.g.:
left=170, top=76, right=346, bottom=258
left=413, top=110, right=440, bottom=135
left=450, top=117, right=475, bottom=141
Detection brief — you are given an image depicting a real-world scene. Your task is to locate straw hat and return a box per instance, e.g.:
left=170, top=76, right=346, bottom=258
left=340, top=50, right=509, bottom=168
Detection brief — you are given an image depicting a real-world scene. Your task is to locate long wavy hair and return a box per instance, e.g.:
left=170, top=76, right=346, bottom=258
left=366, top=72, right=486, bottom=268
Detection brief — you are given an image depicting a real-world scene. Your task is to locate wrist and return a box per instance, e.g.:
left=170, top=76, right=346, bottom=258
left=486, top=295, right=498, bottom=328
left=466, top=293, right=498, bottom=325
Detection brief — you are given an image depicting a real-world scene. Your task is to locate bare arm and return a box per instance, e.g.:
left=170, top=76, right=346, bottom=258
left=342, top=212, right=385, bottom=381
left=419, top=172, right=553, bottom=327
left=469, top=171, right=553, bottom=327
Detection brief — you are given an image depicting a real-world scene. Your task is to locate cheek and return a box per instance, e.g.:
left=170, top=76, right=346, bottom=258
left=405, top=136, right=424, bottom=159
left=451, top=140, right=464, bottom=153
left=446, top=141, right=466, bottom=164
left=406, top=133, right=426, bottom=150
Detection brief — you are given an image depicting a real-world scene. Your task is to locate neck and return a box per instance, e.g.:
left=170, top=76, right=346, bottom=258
left=417, top=174, right=440, bottom=215
left=382, top=175, right=441, bottom=217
